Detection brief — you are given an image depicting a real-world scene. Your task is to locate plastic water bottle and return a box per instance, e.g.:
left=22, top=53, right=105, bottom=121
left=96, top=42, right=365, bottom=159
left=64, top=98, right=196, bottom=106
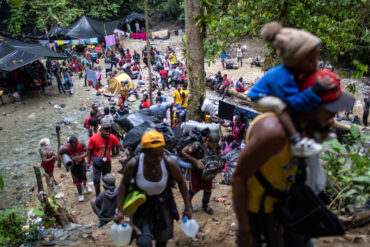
left=180, top=217, right=199, bottom=238
left=110, top=222, right=133, bottom=246
left=86, top=169, right=93, bottom=185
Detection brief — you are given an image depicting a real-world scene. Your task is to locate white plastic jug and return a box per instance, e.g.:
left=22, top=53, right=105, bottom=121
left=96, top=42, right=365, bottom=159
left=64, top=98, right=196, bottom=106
left=86, top=169, right=93, bottom=185
left=110, top=222, right=133, bottom=246
left=180, top=217, right=199, bottom=238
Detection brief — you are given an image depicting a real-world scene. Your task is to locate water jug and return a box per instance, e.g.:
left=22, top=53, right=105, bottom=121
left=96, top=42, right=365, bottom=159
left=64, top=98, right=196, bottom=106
left=86, top=169, right=93, bottom=185
left=110, top=222, right=132, bottom=246
left=180, top=217, right=199, bottom=238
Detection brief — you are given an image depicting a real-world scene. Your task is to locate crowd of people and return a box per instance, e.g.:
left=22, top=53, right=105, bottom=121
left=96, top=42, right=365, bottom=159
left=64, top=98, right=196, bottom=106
left=32, top=21, right=368, bottom=247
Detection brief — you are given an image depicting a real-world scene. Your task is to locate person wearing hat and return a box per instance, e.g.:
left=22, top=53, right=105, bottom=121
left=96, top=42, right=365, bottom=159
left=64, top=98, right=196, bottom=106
left=181, top=132, right=222, bottom=215
left=233, top=70, right=355, bottom=247
left=59, top=136, right=91, bottom=202
left=140, top=94, right=151, bottom=109
left=248, top=21, right=337, bottom=157
left=114, top=130, right=192, bottom=247
left=87, top=122, right=124, bottom=196
left=91, top=173, right=119, bottom=227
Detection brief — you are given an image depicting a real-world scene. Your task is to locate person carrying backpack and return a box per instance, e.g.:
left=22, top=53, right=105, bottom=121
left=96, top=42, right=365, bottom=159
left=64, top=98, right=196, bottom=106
left=181, top=132, right=222, bottom=215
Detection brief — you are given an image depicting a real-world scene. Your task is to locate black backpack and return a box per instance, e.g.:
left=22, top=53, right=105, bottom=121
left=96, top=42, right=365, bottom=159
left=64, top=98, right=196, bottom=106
left=256, top=158, right=345, bottom=238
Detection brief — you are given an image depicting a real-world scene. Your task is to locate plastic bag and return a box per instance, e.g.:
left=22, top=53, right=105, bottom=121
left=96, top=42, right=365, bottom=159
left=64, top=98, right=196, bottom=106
left=154, top=123, right=177, bottom=151
left=116, top=108, right=159, bottom=132
left=123, top=122, right=155, bottom=151
left=223, top=149, right=240, bottom=184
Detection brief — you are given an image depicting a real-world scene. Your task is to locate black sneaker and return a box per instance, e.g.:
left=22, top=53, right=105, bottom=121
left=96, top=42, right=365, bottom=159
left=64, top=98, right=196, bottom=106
left=202, top=204, right=214, bottom=215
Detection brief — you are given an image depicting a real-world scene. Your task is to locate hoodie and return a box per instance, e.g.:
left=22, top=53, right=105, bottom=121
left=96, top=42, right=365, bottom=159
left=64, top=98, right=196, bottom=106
left=95, top=187, right=119, bottom=218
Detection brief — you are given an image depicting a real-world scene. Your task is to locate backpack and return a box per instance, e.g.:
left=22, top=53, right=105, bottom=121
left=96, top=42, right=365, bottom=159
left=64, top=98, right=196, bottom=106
left=175, top=128, right=210, bottom=158
left=198, top=142, right=219, bottom=181
left=256, top=158, right=345, bottom=238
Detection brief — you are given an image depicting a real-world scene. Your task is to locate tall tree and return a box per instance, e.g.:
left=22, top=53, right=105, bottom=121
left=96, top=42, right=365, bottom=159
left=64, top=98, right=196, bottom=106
left=185, top=0, right=205, bottom=121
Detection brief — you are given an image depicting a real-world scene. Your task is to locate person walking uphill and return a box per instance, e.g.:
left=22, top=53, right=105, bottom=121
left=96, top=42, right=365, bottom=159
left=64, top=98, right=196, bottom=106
left=114, top=131, right=192, bottom=247
left=59, top=136, right=91, bottom=202
left=232, top=72, right=355, bottom=247
left=182, top=132, right=222, bottom=214
left=87, top=122, right=124, bottom=196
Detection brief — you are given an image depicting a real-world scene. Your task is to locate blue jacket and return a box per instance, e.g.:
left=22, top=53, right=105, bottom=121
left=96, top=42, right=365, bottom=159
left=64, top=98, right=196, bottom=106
left=248, top=65, right=321, bottom=112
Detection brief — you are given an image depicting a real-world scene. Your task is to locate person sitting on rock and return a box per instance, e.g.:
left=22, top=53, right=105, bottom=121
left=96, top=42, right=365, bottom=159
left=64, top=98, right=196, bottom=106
left=235, top=77, right=246, bottom=92
left=91, top=173, right=118, bottom=227
left=251, top=53, right=262, bottom=67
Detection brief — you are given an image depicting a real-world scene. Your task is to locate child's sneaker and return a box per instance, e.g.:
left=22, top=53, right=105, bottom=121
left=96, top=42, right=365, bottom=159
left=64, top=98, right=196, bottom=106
left=291, top=137, right=323, bottom=157
left=78, top=194, right=85, bottom=202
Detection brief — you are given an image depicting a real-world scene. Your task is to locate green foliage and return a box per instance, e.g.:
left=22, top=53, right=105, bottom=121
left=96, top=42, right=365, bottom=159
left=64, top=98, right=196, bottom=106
left=200, top=0, right=369, bottom=73
left=0, top=208, right=38, bottom=246
left=4, top=0, right=121, bottom=34
left=321, top=125, right=370, bottom=213
left=156, top=0, right=184, bottom=22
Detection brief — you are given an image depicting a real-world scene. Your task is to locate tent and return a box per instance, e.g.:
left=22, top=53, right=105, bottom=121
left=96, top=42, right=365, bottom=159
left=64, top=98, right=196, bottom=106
left=104, top=73, right=133, bottom=97
left=0, top=37, right=66, bottom=71
left=121, top=12, right=150, bottom=32
left=59, top=15, right=121, bottom=39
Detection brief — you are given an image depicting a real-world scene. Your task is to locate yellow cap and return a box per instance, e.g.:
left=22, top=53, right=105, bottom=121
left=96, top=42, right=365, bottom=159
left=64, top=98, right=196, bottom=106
left=141, top=130, right=165, bottom=149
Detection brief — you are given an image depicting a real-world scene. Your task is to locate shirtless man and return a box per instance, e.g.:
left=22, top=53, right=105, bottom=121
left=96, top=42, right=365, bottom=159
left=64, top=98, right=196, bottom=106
left=39, top=138, right=58, bottom=188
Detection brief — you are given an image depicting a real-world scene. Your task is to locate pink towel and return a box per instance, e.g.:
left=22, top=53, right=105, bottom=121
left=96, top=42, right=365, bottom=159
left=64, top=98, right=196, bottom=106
left=130, top=33, right=147, bottom=40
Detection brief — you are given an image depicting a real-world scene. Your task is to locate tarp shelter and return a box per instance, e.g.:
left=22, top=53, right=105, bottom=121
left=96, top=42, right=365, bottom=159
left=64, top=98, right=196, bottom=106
left=0, top=37, right=66, bottom=71
left=59, top=15, right=121, bottom=39
left=4, top=37, right=66, bottom=59
left=121, top=12, right=150, bottom=32
left=0, top=42, right=40, bottom=71
left=104, top=73, right=133, bottom=97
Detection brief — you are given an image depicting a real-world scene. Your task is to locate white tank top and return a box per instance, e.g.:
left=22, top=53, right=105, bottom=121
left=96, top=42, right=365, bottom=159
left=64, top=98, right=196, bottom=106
left=136, top=153, right=168, bottom=196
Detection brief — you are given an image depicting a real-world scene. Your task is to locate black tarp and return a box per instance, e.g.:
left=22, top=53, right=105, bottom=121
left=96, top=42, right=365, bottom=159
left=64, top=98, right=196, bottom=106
left=59, top=15, right=121, bottom=39
left=121, top=12, right=149, bottom=23
left=47, top=25, right=66, bottom=39
left=4, top=37, right=66, bottom=59
left=0, top=42, right=40, bottom=71
left=0, top=37, right=66, bottom=71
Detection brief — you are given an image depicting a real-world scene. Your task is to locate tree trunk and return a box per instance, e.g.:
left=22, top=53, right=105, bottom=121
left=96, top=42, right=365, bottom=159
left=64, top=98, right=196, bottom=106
left=185, top=0, right=205, bottom=121
left=144, top=0, right=153, bottom=104
left=33, top=165, right=44, bottom=193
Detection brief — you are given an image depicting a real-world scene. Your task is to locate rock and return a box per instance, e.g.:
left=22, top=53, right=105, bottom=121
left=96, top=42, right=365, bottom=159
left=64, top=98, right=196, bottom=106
left=2, top=112, right=6, bottom=116
left=40, top=106, right=46, bottom=110
left=27, top=112, right=36, bottom=120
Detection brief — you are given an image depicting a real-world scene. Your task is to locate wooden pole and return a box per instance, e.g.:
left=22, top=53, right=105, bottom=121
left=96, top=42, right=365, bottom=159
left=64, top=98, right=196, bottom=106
left=33, top=165, right=44, bottom=193
left=144, top=0, right=153, bottom=105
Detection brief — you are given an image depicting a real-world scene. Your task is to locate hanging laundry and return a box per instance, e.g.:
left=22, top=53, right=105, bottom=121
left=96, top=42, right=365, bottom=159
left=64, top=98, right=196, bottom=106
left=105, top=35, right=116, bottom=47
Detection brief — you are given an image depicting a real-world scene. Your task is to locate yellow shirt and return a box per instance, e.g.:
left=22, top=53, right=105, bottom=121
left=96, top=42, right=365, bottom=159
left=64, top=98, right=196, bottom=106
left=180, top=89, right=188, bottom=108
left=169, top=53, right=177, bottom=64
left=246, top=113, right=297, bottom=213
left=173, top=90, right=182, bottom=105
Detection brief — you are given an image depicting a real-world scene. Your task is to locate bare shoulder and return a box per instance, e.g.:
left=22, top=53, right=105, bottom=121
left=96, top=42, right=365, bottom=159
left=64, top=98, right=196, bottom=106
left=249, top=115, right=287, bottom=145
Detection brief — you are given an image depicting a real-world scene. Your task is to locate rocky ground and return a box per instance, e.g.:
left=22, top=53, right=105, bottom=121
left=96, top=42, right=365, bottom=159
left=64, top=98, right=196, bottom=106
left=0, top=30, right=369, bottom=246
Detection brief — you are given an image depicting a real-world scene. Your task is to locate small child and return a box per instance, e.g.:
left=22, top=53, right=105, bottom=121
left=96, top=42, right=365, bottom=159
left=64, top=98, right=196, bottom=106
left=91, top=173, right=118, bottom=227
left=248, top=22, right=334, bottom=157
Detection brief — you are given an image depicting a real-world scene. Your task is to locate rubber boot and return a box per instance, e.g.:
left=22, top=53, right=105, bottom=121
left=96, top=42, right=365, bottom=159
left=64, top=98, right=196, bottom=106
left=202, top=191, right=214, bottom=214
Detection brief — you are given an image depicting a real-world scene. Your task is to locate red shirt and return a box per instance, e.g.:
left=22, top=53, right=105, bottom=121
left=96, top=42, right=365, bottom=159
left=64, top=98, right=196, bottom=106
left=88, top=133, right=120, bottom=161
left=223, top=78, right=231, bottom=86
left=142, top=99, right=151, bottom=108
left=159, top=70, right=167, bottom=77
